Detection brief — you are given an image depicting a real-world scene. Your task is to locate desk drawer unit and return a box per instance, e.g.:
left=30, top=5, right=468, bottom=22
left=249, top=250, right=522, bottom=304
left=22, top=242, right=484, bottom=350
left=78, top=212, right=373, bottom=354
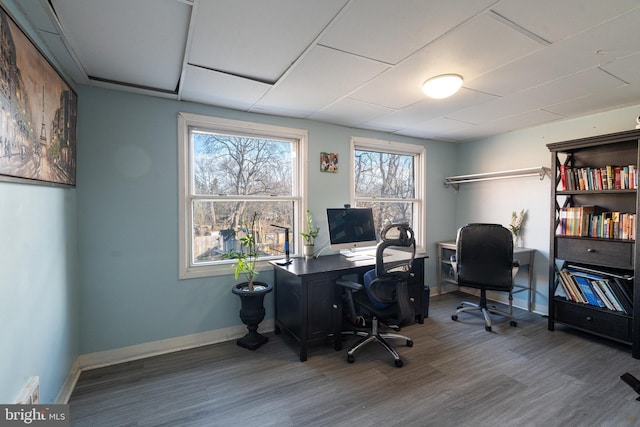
left=408, top=259, right=425, bottom=323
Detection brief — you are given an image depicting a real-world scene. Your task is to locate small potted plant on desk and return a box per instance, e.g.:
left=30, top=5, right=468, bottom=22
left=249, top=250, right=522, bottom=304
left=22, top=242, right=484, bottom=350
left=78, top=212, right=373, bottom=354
left=300, top=209, right=320, bottom=260
left=223, top=212, right=272, bottom=350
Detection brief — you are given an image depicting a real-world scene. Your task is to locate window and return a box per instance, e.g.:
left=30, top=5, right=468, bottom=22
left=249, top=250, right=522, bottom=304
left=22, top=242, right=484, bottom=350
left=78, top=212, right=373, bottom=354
left=350, top=137, right=426, bottom=250
left=178, top=113, right=307, bottom=279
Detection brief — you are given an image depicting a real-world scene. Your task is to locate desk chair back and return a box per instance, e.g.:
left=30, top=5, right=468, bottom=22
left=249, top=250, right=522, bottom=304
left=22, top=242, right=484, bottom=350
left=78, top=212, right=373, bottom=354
left=455, top=223, right=514, bottom=292
left=364, top=223, right=416, bottom=326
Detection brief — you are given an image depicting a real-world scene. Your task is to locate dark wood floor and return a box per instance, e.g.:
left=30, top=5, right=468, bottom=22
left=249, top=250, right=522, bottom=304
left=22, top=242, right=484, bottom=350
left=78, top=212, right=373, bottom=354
left=69, top=292, right=640, bottom=426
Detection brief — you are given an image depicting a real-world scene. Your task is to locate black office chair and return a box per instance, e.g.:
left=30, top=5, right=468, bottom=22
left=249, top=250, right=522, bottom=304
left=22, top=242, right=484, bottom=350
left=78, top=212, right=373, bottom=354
left=450, top=223, right=520, bottom=332
left=337, top=223, right=416, bottom=367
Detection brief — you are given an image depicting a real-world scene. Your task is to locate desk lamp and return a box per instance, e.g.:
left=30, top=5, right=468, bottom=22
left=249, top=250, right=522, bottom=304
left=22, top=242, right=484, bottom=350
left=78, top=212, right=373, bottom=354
left=271, top=224, right=292, bottom=265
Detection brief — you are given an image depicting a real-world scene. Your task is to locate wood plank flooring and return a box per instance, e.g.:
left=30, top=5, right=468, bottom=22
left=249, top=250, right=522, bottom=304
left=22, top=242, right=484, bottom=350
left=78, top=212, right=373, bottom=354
left=69, top=292, right=640, bottom=426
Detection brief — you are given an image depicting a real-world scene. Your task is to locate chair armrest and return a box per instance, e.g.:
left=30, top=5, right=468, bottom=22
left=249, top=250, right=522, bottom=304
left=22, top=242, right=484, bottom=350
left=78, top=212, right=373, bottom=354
left=450, top=254, right=458, bottom=274
left=336, top=279, right=363, bottom=291
left=512, top=259, right=520, bottom=279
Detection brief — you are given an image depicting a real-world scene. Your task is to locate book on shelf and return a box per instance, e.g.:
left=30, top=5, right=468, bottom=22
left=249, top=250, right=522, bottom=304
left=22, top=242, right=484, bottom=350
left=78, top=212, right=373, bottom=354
left=558, top=164, right=637, bottom=191
left=556, top=266, right=584, bottom=303
left=593, top=280, right=620, bottom=311
left=612, top=277, right=634, bottom=313
left=568, top=268, right=615, bottom=309
left=555, top=264, right=634, bottom=314
left=573, top=275, right=605, bottom=307
left=557, top=206, right=635, bottom=240
left=556, top=205, right=597, bottom=237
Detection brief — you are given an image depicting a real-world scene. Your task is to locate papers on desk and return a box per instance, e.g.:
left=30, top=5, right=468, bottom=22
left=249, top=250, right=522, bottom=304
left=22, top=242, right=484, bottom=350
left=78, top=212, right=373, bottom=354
left=346, top=254, right=373, bottom=262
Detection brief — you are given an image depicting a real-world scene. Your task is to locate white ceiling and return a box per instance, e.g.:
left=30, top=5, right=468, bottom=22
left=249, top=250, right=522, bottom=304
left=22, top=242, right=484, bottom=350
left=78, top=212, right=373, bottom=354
left=16, top=0, right=640, bottom=142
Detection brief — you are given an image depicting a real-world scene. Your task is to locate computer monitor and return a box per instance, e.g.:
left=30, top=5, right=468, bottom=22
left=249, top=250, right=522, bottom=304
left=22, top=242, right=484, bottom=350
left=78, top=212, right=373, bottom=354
left=326, top=207, right=378, bottom=252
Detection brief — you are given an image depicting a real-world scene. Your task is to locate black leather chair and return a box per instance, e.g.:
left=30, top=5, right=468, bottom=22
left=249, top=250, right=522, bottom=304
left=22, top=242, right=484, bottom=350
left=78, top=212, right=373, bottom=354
left=450, top=223, right=520, bottom=332
left=337, top=223, right=416, bottom=367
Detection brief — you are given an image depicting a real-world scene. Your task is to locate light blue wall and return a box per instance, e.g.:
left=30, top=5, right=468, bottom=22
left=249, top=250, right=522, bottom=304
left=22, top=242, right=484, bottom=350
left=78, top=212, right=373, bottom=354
left=0, top=1, right=79, bottom=404
left=454, top=105, right=640, bottom=313
left=0, top=184, right=78, bottom=404
left=76, top=86, right=458, bottom=354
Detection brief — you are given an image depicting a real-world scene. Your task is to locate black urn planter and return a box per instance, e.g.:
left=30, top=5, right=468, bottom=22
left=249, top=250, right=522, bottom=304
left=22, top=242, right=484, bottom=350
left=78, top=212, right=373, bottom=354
left=232, top=282, right=273, bottom=350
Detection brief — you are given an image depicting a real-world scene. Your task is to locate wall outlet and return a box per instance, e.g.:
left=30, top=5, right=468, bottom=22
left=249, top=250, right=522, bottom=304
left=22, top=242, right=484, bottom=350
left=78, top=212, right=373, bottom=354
left=15, top=376, right=39, bottom=404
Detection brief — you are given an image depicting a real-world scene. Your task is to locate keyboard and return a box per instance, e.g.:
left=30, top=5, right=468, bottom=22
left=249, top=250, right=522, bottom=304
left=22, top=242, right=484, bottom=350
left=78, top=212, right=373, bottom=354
left=346, top=249, right=409, bottom=261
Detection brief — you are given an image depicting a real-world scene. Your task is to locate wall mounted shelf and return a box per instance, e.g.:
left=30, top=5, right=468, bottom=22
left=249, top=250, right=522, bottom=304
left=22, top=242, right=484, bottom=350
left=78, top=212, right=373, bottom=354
left=444, top=166, right=550, bottom=190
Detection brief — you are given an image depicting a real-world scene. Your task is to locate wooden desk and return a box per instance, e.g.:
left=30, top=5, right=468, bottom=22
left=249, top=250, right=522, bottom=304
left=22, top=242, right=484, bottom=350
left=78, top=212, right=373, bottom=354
left=271, top=253, right=427, bottom=362
left=436, top=241, right=536, bottom=311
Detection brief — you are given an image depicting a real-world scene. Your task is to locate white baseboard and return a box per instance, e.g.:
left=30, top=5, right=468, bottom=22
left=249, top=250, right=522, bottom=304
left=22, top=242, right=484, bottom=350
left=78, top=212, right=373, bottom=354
left=56, top=359, right=81, bottom=404
left=56, top=320, right=274, bottom=403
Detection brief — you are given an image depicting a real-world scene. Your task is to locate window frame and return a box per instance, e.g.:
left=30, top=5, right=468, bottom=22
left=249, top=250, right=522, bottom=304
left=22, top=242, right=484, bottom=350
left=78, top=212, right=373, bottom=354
left=178, top=112, right=308, bottom=279
left=349, top=136, right=427, bottom=252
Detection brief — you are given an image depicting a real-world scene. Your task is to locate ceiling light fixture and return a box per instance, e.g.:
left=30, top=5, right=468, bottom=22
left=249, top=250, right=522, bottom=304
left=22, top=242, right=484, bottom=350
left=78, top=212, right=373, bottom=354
left=422, top=74, right=463, bottom=99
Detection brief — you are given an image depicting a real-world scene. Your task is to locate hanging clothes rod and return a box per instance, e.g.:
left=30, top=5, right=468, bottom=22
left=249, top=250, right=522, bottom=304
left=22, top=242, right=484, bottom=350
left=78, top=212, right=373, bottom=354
left=444, top=166, right=550, bottom=190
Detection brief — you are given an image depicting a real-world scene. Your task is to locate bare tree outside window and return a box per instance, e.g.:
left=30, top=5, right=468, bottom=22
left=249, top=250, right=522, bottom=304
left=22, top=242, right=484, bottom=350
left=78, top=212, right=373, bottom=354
left=352, top=138, right=425, bottom=248
left=190, top=131, right=296, bottom=264
left=178, top=113, right=306, bottom=279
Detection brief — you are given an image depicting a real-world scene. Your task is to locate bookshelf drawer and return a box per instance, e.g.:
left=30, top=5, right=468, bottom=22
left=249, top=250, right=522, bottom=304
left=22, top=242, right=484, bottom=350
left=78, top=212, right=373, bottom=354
left=554, top=300, right=632, bottom=342
left=556, top=238, right=633, bottom=269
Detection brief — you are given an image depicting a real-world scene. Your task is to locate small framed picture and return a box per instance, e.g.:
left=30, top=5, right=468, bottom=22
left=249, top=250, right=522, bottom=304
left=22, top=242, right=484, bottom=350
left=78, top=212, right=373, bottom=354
left=321, top=152, right=338, bottom=173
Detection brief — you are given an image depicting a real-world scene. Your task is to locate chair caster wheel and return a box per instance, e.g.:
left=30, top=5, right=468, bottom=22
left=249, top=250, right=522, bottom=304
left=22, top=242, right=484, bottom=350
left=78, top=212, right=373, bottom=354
left=347, top=354, right=355, bottom=363
left=451, top=315, right=458, bottom=321
left=457, top=305, right=463, bottom=309
left=407, top=339, right=413, bottom=347
left=510, top=320, right=517, bottom=327
left=394, top=359, right=403, bottom=368
left=485, top=325, right=492, bottom=332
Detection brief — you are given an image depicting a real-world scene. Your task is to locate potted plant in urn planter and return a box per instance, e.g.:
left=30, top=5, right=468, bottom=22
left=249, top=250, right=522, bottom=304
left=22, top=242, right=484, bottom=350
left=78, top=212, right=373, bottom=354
left=223, top=212, right=272, bottom=350
left=300, top=209, right=320, bottom=259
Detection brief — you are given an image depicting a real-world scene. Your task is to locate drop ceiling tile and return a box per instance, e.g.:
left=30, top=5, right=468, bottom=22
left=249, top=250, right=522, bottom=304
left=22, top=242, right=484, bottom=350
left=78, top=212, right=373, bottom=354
left=52, top=0, right=190, bottom=91
left=403, top=116, right=477, bottom=135
left=452, top=67, right=626, bottom=124
left=513, top=67, right=627, bottom=107
left=484, top=108, right=565, bottom=131
left=545, top=83, right=640, bottom=117
left=438, top=125, right=500, bottom=142
left=358, top=122, right=404, bottom=134
left=180, top=65, right=271, bottom=111
left=189, top=0, right=347, bottom=83
left=319, top=0, right=497, bottom=65
left=89, top=79, right=179, bottom=100
left=469, top=9, right=640, bottom=97
left=308, top=98, right=394, bottom=127
left=38, top=31, right=88, bottom=85
left=27, top=0, right=640, bottom=142
left=432, top=109, right=563, bottom=142
left=466, top=36, right=605, bottom=96
left=362, top=88, right=497, bottom=130
left=491, top=0, right=640, bottom=43
left=16, top=1, right=59, bottom=34
left=351, top=12, right=545, bottom=109
left=446, top=98, right=508, bottom=125
left=252, top=45, right=390, bottom=116
left=601, top=53, right=640, bottom=84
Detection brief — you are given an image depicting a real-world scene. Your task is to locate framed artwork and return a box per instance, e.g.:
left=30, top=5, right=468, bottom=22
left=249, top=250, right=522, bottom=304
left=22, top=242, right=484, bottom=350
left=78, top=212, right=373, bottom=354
left=321, top=152, right=338, bottom=173
left=0, top=6, right=78, bottom=187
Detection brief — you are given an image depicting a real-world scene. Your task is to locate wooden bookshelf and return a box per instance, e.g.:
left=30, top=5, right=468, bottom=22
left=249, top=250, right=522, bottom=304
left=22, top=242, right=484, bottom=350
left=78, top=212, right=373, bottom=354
left=547, top=129, right=640, bottom=359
